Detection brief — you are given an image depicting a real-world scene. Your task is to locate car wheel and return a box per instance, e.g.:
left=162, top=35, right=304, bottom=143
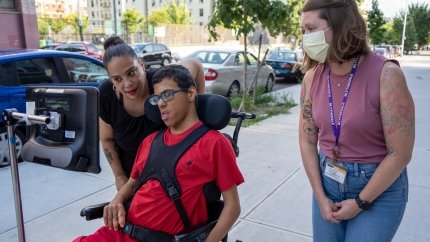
left=0, top=127, right=25, bottom=167
left=265, top=74, right=275, bottom=92
left=161, top=57, right=171, bottom=66
left=227, top=81, right=240, bottom=97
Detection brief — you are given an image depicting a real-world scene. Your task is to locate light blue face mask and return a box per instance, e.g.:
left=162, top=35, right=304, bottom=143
left=303, top=28, right=330, bottom=63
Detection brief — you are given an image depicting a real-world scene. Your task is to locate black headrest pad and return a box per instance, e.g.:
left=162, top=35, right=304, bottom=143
left=144, top=94, right=231, bottom=130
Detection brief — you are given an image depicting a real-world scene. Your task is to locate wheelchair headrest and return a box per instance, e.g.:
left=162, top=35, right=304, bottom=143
left=144, top=94, right=232, bottom=130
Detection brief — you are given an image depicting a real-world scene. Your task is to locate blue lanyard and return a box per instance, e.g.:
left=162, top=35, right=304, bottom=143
left=327, top=57, right=359, bottom=153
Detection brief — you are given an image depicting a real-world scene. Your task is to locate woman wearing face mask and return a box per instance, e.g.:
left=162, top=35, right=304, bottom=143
left=298, top=1, right=415, bottom=241
left=100, top=36, right=205, bottom=191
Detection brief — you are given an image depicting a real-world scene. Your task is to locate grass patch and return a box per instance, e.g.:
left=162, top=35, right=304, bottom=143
left=229, top=88, right=297, bottom=127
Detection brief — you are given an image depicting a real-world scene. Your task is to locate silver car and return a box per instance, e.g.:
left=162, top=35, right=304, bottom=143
left=186, top=50, right=275, bottom=96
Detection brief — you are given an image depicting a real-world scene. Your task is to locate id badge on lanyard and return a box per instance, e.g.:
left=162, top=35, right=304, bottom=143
left=324, top=160, right=347, bottom=184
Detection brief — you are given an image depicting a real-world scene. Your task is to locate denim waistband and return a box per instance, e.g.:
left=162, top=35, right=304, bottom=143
left=319, top=152, right=380, bottom=175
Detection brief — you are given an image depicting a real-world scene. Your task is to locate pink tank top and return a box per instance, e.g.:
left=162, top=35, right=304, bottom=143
left=310, top=53, right=398, bottom=163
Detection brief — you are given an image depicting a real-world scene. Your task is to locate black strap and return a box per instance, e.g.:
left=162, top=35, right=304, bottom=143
left=133, top=124, right=210, bottom=230
left=123, top=221, right=173, bottom=242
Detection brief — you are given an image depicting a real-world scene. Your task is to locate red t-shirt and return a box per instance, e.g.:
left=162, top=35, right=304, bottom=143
left=128, top=121, right=244, bottom=235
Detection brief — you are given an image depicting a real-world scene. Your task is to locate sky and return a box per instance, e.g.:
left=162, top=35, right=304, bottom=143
left=363, top=0, right=428, bottom=18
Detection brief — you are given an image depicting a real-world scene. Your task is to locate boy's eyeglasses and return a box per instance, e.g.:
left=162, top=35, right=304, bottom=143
left=149, top=88, right=189, bottom=105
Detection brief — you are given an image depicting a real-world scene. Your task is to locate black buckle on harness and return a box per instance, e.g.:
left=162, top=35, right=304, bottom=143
left=123, top=222, right=135, bottom=237
left=167, top=183, right=180, bottom=201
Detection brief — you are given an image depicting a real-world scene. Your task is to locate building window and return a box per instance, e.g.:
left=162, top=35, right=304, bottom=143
left=199, top=0, right=203, bottom=3
left=92, top=11, right=95, bottom=17
left=199, top=8, right=203, bottom=17
left=0, top=0, right=16, bottom=9
left=189, top=0, right=192, bottom=2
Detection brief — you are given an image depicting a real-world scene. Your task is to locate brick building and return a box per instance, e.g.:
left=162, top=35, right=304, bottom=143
left=0, top=0, right=39, bottom=49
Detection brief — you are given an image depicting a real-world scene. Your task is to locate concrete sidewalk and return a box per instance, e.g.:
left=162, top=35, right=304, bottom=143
left=1, top=57, right=430, bottom=241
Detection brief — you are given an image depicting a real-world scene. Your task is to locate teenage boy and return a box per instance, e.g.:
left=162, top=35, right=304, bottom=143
left=74, top=65, right=244, bottom=242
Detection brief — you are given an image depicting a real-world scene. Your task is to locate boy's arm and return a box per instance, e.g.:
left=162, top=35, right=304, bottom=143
left=204, top=186, right=241, bottom=242
left=103, top=177, right=137, bottom=231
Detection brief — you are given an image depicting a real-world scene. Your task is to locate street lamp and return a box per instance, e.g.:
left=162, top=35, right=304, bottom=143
left=401, top=0, right=408, bottom=56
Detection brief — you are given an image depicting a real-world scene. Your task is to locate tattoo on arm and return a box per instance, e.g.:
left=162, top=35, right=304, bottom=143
left=380, top=65, right=414, bottom=136
left=103, top=148, right=114, bottom=165
left=302, top=98, right=318, bottom=135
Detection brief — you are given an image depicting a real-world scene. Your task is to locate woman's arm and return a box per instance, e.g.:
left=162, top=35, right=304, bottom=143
left=99, top=118, right=128, bottom=191
left=333, top=61, right=415, bottom=220
left=178, top=58, right=205, bottom=93
left=204, top=186, right=241, bottom=242
left=359, top=62, right=415, bottom=203
left=299, top=69, right=340, bottom=223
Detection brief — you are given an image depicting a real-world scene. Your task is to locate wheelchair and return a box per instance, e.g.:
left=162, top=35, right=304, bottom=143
left=80, top=94, right=255, bottom=242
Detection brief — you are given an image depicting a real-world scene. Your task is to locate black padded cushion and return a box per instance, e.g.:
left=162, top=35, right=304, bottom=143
left=144, top=94, right=232, bottom=130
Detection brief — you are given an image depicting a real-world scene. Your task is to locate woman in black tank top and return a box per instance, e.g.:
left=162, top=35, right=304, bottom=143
left=99, top=36, right=205, bottom=190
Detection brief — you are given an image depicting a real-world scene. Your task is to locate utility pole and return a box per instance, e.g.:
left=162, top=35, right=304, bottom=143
left=77, top=0, right=84, bottom=41
left=401, top=0, right=408, bottom=56
left=113, top=0, right=118, bottom=35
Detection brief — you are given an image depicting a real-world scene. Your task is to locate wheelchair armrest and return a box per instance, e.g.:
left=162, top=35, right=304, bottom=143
left=80, top=202, right=109, bottom=221
left=174, top=220, right=217, bottom=242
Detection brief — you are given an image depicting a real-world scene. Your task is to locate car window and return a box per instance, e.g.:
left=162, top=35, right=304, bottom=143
left=153, top=44, right=162, bottom=51
left=15, top=58, right=59, bottom=84
left=158, top=44, right=167, bottom=51
left=207, top=52, right=229, bottom=64
left=234, top=53, right=246, bottom=66
left=144, top=45, right=154, bottom=53
left=63, top=57, right=108, bottom=83
left=0, top=62, right=18, bottom=86
left=247, top=53, right=258, bottom=66
left=132, top=44, right=144, bottom=53
left=87, top=43, right=100, bottom=52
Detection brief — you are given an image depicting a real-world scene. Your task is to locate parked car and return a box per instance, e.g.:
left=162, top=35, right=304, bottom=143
left=0, top=49, right=108, bottom=167
left=55, top=42, right=103, bottom=60
left=374, top=47, right=390, bottom=58
left=265, top=50, right=303, bottom=83
left=41, top=43, right=62, bottom=50
left=130, top=42, right=172, bottom=67
left=185, top=49, right=275, bottom=97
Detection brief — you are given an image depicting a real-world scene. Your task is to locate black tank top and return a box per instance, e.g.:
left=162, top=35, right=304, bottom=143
left=99, top=68, right=163, bottom=176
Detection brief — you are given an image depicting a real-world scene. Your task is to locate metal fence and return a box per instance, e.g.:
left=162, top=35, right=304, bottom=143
left=40, top=23, right=291, bottom=50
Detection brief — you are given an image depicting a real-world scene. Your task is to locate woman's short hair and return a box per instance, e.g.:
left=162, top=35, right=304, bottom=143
left=301, top=0, right=371, bottom=71
left=102, top=36, right=138, bottom=67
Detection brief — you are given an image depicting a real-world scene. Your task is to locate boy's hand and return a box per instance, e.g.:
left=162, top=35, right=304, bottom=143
left=103, top=201, right=126, bottom=231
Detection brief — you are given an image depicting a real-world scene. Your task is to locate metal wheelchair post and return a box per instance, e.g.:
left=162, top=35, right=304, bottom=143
left=2, top=109, right=51, bottom=242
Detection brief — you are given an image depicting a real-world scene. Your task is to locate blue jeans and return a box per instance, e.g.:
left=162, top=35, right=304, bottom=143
left=312, top=153, right=408, bottom=242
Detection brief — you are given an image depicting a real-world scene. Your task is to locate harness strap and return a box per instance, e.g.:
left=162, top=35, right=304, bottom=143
left=122, top=221, right=173, bottom=242
left=133, top=124, right=211, bottom=231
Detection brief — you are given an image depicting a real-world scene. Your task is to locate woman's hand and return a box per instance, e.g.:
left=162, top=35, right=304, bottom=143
left=317, top=196, right=342, bottom=223
left=332, top=199, right=361, bottom=220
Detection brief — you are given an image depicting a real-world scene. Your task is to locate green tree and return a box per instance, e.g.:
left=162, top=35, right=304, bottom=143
left=367, top=0, right=386, bottom=45
left=37, top=18, right=49, bottom=36
left=208, top=0, right=291, bottom=110
left=65, top=13, right=88, bottom=35
left=122, top=9, right=145, bottom=35
left=148, top=7, right=169, bottom=27
left=50, top=19, right=66, bottom=35
left=408, top=3, right=430, bottom=48
left=383, top=21, right=399, bottom=45
left=282, top=0, right=303, bottom=44
left=404, top=15, right=418, bottom=53
left=165, top=0, right=190, bottom=24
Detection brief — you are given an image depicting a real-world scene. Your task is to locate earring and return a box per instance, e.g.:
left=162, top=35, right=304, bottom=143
left=112, top=85, right=117, bottom=91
